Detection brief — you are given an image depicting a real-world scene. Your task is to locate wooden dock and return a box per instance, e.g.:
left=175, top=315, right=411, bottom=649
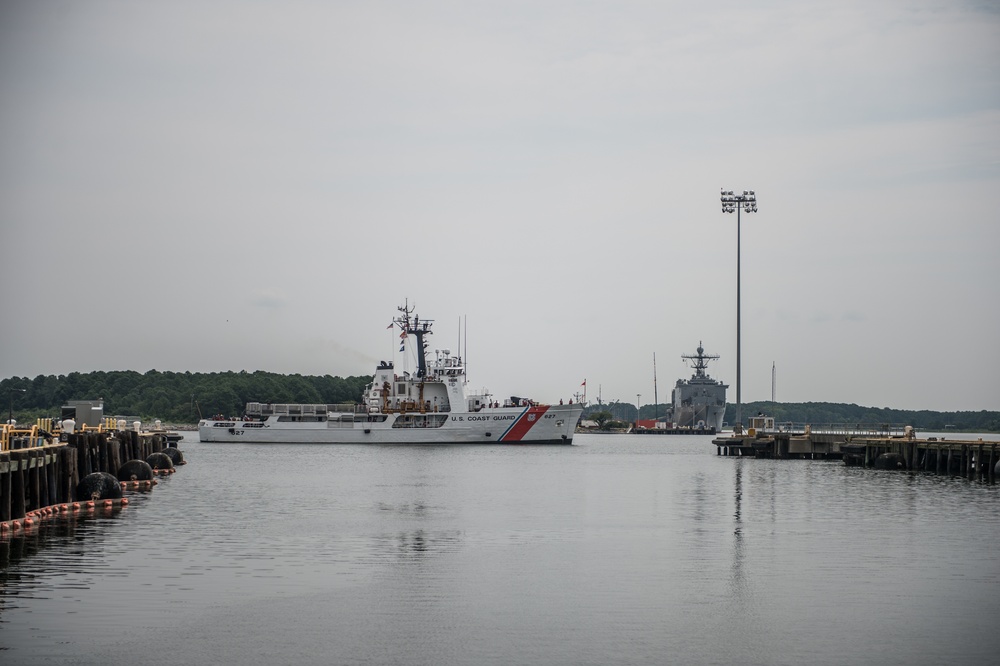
left=1, top=430, right=175, bottom=530
left=713, top=426, right=999, bottom=483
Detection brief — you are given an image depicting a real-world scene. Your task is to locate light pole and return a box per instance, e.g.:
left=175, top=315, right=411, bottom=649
left=721, top=188, right=757, bottom=433
left=8, top=387, right=26, bottom=425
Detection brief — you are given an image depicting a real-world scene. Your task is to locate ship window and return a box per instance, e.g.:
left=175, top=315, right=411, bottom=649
left=397, top=383, right=406, bottom=394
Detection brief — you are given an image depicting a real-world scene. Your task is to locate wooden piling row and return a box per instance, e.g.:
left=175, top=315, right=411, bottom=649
left=0, top=432, right=170, bottom=527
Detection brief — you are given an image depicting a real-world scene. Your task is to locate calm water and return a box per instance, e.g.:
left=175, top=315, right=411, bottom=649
left=2, top=433, right=999, bottom=665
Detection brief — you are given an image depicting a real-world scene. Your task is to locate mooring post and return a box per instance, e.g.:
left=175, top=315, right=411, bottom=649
left=47, top=450, right=57, bottom=506
left=68, top=445, right=79, bottom=499
left=11, top=454, right=25, bottom=520
left=27, top=450, right=38, bottom=513
left=0, top=459, right=11, bottom=522
left=989, top=445, right=996, bottom=484
left=96, top=437, right=105, bottom=475
left=38, top=449, right=49, bottom=510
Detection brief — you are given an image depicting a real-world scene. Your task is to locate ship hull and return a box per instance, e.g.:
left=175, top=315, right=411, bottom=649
left=672, top=405, right=725, bottom=432
left=199, top=404, right=582, bottom=445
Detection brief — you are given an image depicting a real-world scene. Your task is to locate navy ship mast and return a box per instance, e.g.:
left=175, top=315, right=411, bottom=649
left=681, top=341, right=719, bottom=380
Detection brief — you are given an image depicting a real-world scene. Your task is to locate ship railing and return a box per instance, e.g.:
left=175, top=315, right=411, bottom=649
left=759, top=422, right=909, bottom=437
left=245, top=402, right=361, bottom=416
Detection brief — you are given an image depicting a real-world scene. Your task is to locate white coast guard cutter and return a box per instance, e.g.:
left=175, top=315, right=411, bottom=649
left=199, top=304, right=584, bottom=444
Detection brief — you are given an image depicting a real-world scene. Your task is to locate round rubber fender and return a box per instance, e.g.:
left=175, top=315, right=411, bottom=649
left=842, top=454, right=863, bottom=467
left=874, top=452, right=904, bottom=470
left=76, top=472, right=123, bottom=501
left=160, top=447, right=185, bottom=466
left=117, top=459, right=154, bottom=482
left=146, top=452, right=174, bottom=471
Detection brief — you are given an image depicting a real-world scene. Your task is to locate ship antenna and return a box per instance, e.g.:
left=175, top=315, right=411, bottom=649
left=653, top=353, right=658, bottom=421
left=772, top=361, right=776, bottom=402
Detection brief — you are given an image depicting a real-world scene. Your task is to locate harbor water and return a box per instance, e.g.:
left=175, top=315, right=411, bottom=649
left=2, top=432, right=999, bottom=665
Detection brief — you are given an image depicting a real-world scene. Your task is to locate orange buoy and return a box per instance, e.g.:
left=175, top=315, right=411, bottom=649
left=121, top=497, right=129, bottom=505
left=72, top=502, right=81, bottom=511
left=103, top=499, right=114, bottom=509
left=86, top=501, right=95, bottom=510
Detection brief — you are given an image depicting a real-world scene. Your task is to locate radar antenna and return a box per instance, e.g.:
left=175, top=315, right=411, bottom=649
left=681, top=341, right=719, bottom=380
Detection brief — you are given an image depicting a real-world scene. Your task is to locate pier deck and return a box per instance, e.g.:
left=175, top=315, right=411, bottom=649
left=713, top=427, right=999, bottom=482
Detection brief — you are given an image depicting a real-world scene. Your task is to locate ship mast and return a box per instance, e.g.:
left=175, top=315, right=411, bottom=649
left=396, top=301, right=434, bottom=378
left=681, top=341, right=719, bottom=380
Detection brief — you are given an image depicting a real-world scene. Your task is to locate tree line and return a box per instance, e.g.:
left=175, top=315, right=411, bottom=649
left=723, top=401, right=1000, bottom=432
left=1, top=371, right=371, bottom=424
left=582, top=401, right=1000, bottom=432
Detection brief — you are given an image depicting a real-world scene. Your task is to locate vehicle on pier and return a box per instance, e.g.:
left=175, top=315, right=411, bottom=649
left=198, top=304, right=584, bottom=444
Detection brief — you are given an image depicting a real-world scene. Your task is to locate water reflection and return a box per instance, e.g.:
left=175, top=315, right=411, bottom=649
left=370, top=529, right=465, bottom=560
left=3, top=434, right=999, bottom=666
left=729, top=459, right=748, bottom=599
left=0, top=508, right=127, bottom=570
left=376, top=501, right=430, bottom=516
left=0, top=508, right=132, bottom=622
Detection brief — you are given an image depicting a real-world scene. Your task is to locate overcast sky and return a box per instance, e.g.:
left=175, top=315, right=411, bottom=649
left=1, top=0, right=997, bottom=413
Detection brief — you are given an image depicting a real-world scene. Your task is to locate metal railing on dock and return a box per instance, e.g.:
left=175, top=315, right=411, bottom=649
left=755, top=423, right=908, bottom=437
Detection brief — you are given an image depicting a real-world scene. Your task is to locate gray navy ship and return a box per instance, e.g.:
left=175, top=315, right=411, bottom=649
left=668, top=342, right=728, bottom=432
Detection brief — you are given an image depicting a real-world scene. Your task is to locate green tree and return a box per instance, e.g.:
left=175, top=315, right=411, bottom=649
left=590, top=410, right=613, bottom=431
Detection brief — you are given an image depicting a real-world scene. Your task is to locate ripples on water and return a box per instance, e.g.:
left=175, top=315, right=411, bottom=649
left=2, top=434, right=999, bottom=665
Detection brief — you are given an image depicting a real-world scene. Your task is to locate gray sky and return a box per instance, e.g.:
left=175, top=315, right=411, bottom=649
left=1, top=0, right=998, bottom=412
